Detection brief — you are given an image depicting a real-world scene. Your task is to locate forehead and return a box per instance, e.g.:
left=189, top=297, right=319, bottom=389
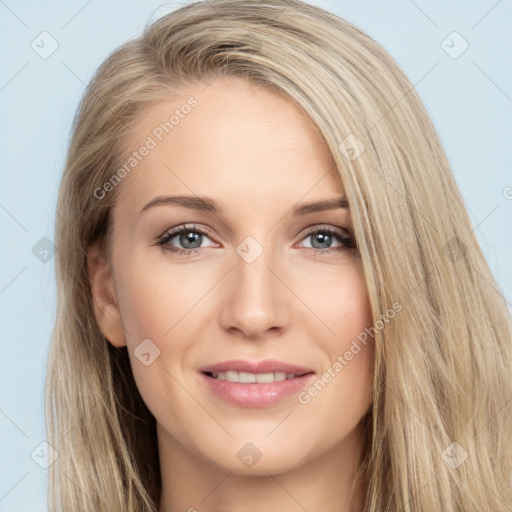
left=114, top=76, right=343, bottom=216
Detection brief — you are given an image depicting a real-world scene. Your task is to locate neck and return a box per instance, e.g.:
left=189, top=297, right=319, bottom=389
left=158, top=422, right=367, bottom=512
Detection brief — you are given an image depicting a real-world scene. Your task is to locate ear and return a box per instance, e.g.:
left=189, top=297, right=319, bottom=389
left=87, top=242, right=127, bottom=348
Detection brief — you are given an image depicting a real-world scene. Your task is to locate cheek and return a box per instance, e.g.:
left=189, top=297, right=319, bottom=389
left=112, top=257, right=198, bottom=426
left=309, top=260, right=372, bottom=349
left=112, top=249, right=215, bottom=389
left=114, top=250, right=208, bottom=341
left=300, top=261, right=374, bottom=410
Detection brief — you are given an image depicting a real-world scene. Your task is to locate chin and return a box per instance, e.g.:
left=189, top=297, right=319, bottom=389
left=204, top=444, right=306, bottom=476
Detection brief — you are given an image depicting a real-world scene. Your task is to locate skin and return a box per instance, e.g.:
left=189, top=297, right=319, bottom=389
left=88, top=76, right=374, bottom=512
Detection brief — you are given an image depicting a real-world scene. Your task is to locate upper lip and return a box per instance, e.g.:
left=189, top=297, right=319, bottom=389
left=200, top=359, right=314, bottom=375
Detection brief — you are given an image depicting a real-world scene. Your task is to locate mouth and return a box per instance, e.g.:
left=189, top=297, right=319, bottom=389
left=199, top=360, right=316, bottom=408
left=202, top=370, right=313, bottom=383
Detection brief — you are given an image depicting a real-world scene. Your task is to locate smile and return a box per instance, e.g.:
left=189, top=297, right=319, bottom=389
left=199, top=359, right=316, bottom=407
left=205, top=370, right=308, bottom=383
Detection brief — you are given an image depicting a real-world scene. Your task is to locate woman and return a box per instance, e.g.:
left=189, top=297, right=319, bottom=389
left=45, top=0, right=512, bottom=510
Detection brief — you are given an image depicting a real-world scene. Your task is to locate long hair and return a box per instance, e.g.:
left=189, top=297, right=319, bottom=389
left=45, top=0, right=512, bottom=510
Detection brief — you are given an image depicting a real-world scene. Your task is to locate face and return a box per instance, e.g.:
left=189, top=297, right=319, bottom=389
left=89, top=76, right=374, bottom=475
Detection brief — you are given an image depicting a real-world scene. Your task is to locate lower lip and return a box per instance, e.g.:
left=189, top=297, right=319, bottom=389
left=201, top=372, right=315, bottom=408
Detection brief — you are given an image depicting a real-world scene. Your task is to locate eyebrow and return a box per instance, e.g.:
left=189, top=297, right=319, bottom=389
left=139, top=195, right=349, bottom=216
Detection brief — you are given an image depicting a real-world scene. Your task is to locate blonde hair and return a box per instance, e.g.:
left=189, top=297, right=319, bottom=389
left=46, top=0, right=512, bottom=510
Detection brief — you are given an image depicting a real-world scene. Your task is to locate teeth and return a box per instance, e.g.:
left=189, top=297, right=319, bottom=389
left=239, top=371, right=256, bottom=383
left=210, top=371, right=300, bottom=383
left=256, top=372, right=274, bottom=383
left=226, top=370, right=238, bottom=382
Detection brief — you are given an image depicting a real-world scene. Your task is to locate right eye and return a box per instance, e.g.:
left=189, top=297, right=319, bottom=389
left=156, top=223, right=219, bottom=256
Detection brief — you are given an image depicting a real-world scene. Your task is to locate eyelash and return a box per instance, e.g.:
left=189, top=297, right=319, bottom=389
left=155, top=223, right=356, bottom=257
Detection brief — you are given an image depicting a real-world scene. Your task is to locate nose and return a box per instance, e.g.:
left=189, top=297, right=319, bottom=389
left=218, top=244, right=291, bottom=340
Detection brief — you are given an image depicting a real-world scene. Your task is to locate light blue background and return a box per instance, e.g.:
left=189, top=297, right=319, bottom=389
left=1, top=0, right=511, bottom=509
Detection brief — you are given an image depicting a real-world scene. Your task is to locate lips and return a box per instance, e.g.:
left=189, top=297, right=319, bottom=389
left=199, top=359, right=314, bottom=376
left=207, top=370, right=298, bottom=383
left=199, top=359, right=316, bottom=408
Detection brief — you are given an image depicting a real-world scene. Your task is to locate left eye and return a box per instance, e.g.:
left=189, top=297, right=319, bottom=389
left=301, top=230, right=345, bottom=250
left=298, top=226, right=356, bottom=251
